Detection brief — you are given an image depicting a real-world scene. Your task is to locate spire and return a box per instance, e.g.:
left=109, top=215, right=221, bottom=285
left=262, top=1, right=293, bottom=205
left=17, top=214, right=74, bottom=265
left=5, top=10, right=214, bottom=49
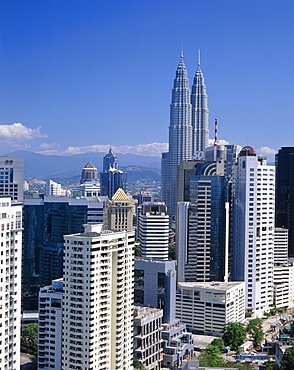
left=181, top=40, right=184, bottom=59
left=198, top=49, right=201, bottom=66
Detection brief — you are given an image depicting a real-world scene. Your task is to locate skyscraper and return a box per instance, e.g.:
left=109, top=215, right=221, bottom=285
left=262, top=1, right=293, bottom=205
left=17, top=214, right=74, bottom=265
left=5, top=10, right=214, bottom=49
left=161, top=55, right=192, bottom=221
left=107, top=188, right=134, bottom=232
left=62, top=224, right=134, bottom=370
left=191, top=53, right=209, bottom=156
left=231, top=146, right=275, bottom=316
left=275, top=147, right=294, bottom=257
left=80, top=161, right=98, bottom=184
left=0, top=197, right=22, bottom=369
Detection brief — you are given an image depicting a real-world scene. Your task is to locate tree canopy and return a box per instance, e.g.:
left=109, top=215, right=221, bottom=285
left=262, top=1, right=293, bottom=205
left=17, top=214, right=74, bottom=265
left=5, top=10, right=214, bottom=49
left=280, top=345, right=294, bottom=370
left=21, top=323, right=38, bottom=355
left=246, top=318, right=264, bottom=348
left=223, top=322, right=246, bottom=351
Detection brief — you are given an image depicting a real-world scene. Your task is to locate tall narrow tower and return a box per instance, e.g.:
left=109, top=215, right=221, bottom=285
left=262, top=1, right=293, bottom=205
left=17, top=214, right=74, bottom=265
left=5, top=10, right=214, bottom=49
left=191, top=51, right=209, bottom=156
left=161, top=55, right=192, bottom=221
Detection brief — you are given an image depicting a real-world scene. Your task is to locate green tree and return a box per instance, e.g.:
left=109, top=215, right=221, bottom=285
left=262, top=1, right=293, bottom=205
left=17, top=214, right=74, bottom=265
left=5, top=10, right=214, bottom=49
left=133, top=358, right=146, bottom=370
left=265, top=362, right=277, bottom=370
left=21, top=323, right=38, bottom=355
left=280, top=345, right=294, bottom=370
left=168, top=244, right=176, bottom=260
left=223, top=322, right=246, bottom=351
left=210, top=338, right=225, bottom=352
left=246, top=318, right=264, bottom=348
left=198, top=345, right=225, bottom=367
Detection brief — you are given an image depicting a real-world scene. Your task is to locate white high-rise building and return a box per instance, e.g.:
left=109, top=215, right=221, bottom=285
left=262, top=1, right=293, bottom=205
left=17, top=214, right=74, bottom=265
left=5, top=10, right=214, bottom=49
left=38, top=279, right=63, bottom=370
left=139, top=203, right=169, bottom=261
left=274, top=227, right=289, bottom=264
left=0, top=197, right=22, bottom=369
left=45, top=180, right=71, bottom=197
left=232, top=147, right=275, bottom=317
left=62, top=224, right=134, bottom=370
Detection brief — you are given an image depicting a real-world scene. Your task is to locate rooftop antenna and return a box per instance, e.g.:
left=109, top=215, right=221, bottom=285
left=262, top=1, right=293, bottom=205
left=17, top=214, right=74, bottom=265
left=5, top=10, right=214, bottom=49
left=214, top=118, right=218, bottom=146
left=181, top=40, right=184, bottom=58
left=198, top=49, right=201, bottom=66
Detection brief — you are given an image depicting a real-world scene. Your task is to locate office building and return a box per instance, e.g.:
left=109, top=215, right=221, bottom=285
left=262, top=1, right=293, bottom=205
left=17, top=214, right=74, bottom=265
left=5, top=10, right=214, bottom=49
left=0, top=197, right=22, bottom=369
left=161, top=55, right=192, bottom=221
left=176, top=161, right=229, bottom=283
left=80, top=161, right=98, bottom=184
left=231, top=146, right=275, bottom=316
left=0, top=156, right=24, bottom=201
left=276, top=147, right=294, bottom=257
left=100, top=150, right=127, bottom=198
left=22, top=196, right=105, bottom=308
left=62, top=224, right=134, bottom=370
left=107, top=188, right=134, bottom=232
left=191, top=55, right=209, bottom=156
left=133, top=190, right=152, bottom=206
left=139, top=202, right=169, bottom=261
left=38, top=279, right=63, bottom=370
left=133, top=306, right=163, bottom=370
left=176, top=282, right=245, bottom=335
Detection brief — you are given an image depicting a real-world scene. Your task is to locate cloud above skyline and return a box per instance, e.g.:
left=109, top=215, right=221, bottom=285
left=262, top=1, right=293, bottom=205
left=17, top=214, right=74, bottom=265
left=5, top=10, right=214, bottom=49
left=0, top=123, right=47, bottom=140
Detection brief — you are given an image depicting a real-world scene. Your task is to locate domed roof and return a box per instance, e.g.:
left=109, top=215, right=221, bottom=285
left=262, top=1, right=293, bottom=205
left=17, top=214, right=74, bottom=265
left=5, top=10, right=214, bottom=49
left=239, top=146, right=256, bottom=157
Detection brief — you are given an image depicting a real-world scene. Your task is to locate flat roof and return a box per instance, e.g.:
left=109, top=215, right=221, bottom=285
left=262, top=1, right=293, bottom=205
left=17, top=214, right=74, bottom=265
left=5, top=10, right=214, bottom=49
left=178, top=281, right=244, bottom=291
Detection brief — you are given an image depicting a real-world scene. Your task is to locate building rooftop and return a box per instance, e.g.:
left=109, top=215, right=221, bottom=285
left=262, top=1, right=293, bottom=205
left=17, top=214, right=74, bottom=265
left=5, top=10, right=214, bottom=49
left=178, top=281, right=244, bottom=291
left=112, top=188, right=130, bottom=201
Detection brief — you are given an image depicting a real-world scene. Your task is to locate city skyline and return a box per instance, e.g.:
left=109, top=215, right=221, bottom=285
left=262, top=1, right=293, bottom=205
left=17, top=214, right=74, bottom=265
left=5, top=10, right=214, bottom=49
left=1, top=1, right=293, bottom=161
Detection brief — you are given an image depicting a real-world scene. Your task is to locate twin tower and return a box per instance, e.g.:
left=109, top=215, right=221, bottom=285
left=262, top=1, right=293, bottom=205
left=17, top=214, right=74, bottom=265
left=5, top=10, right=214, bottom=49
left=161, top=53, right=209, bottom=220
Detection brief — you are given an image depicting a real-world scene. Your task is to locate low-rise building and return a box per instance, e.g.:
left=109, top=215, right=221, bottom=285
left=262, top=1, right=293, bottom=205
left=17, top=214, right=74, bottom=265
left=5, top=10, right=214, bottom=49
left=176, top=282, right=245, bottom=335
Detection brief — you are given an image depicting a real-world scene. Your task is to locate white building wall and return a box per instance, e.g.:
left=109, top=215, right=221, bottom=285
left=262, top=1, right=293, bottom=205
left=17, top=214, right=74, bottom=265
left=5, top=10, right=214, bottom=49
left=62, top=225, right=134, bottom=370
left=233, top=152, right=274, bottom=317
left=176, top=282, right=245, bottom=335
left=38, top=279, right=63, bottom=369
left=0, top=198, right=22, bottom=369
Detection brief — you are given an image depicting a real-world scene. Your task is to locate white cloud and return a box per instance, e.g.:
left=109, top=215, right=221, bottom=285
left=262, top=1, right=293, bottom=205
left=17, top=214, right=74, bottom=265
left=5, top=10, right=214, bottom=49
left=37, top=142, right=169, bottom=157
left=208, top=138, right=230, bottom=146
left=257, top=146, right=277, bottom=156
left=38, top=142, right=59, bottom=149
left=0, top=123, right=47, bottom=140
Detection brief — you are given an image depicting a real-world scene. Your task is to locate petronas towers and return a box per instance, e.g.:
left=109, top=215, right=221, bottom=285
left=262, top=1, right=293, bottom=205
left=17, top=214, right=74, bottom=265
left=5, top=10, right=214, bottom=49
left=161, top=54, right=209, bottom=220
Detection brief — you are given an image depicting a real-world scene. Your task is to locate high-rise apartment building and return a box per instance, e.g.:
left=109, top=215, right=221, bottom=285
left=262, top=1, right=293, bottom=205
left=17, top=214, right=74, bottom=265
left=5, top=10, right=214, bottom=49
left=275, top=147, right=294, bottom=257
left=139, top=202, right=169, bottom=261
left=107, top=188, right=133, bottom=232
left=62, top=224, right=134, bottom=370
left=38, top=279, right=63, bottom=370
left=0, top=197, right=22, bottom=369
left=0, top=156, right=24, bottom=201
left=231, top=146, right=275, bottom=316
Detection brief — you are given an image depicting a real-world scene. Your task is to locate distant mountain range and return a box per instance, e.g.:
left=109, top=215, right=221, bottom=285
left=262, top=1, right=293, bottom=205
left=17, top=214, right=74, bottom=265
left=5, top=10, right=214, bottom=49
left=5, top=150, right=161, bottom=181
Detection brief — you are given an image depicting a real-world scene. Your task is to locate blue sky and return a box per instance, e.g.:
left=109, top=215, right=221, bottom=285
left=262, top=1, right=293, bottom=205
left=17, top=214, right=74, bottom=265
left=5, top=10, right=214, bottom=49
left=0, top=0, right=293, bottom=159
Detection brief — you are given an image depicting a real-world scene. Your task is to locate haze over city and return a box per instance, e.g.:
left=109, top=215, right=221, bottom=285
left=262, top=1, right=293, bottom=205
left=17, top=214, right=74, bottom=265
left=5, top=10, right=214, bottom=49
left=1, top=0, right=293, bottom=162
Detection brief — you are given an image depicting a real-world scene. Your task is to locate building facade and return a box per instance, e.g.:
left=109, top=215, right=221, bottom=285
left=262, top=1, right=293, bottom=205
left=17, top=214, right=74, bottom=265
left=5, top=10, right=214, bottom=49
left=38, top=279, right=63, bottom=369
left=107, top=188, right=133, bottom=232
left=0, top=198, right=22, bottom=369
left=275, top=147, right=294, bottom=257
left=176, top=282, right=245, bottom=335
left=62, top=224, right=134, bottom=370
left=139, top=203, right=169, bottom=261
left=0, top=156, right=24, bottom=201
left=232, top=147, right=275, bottom=316
left=133, top=306, right=163, bottom=370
